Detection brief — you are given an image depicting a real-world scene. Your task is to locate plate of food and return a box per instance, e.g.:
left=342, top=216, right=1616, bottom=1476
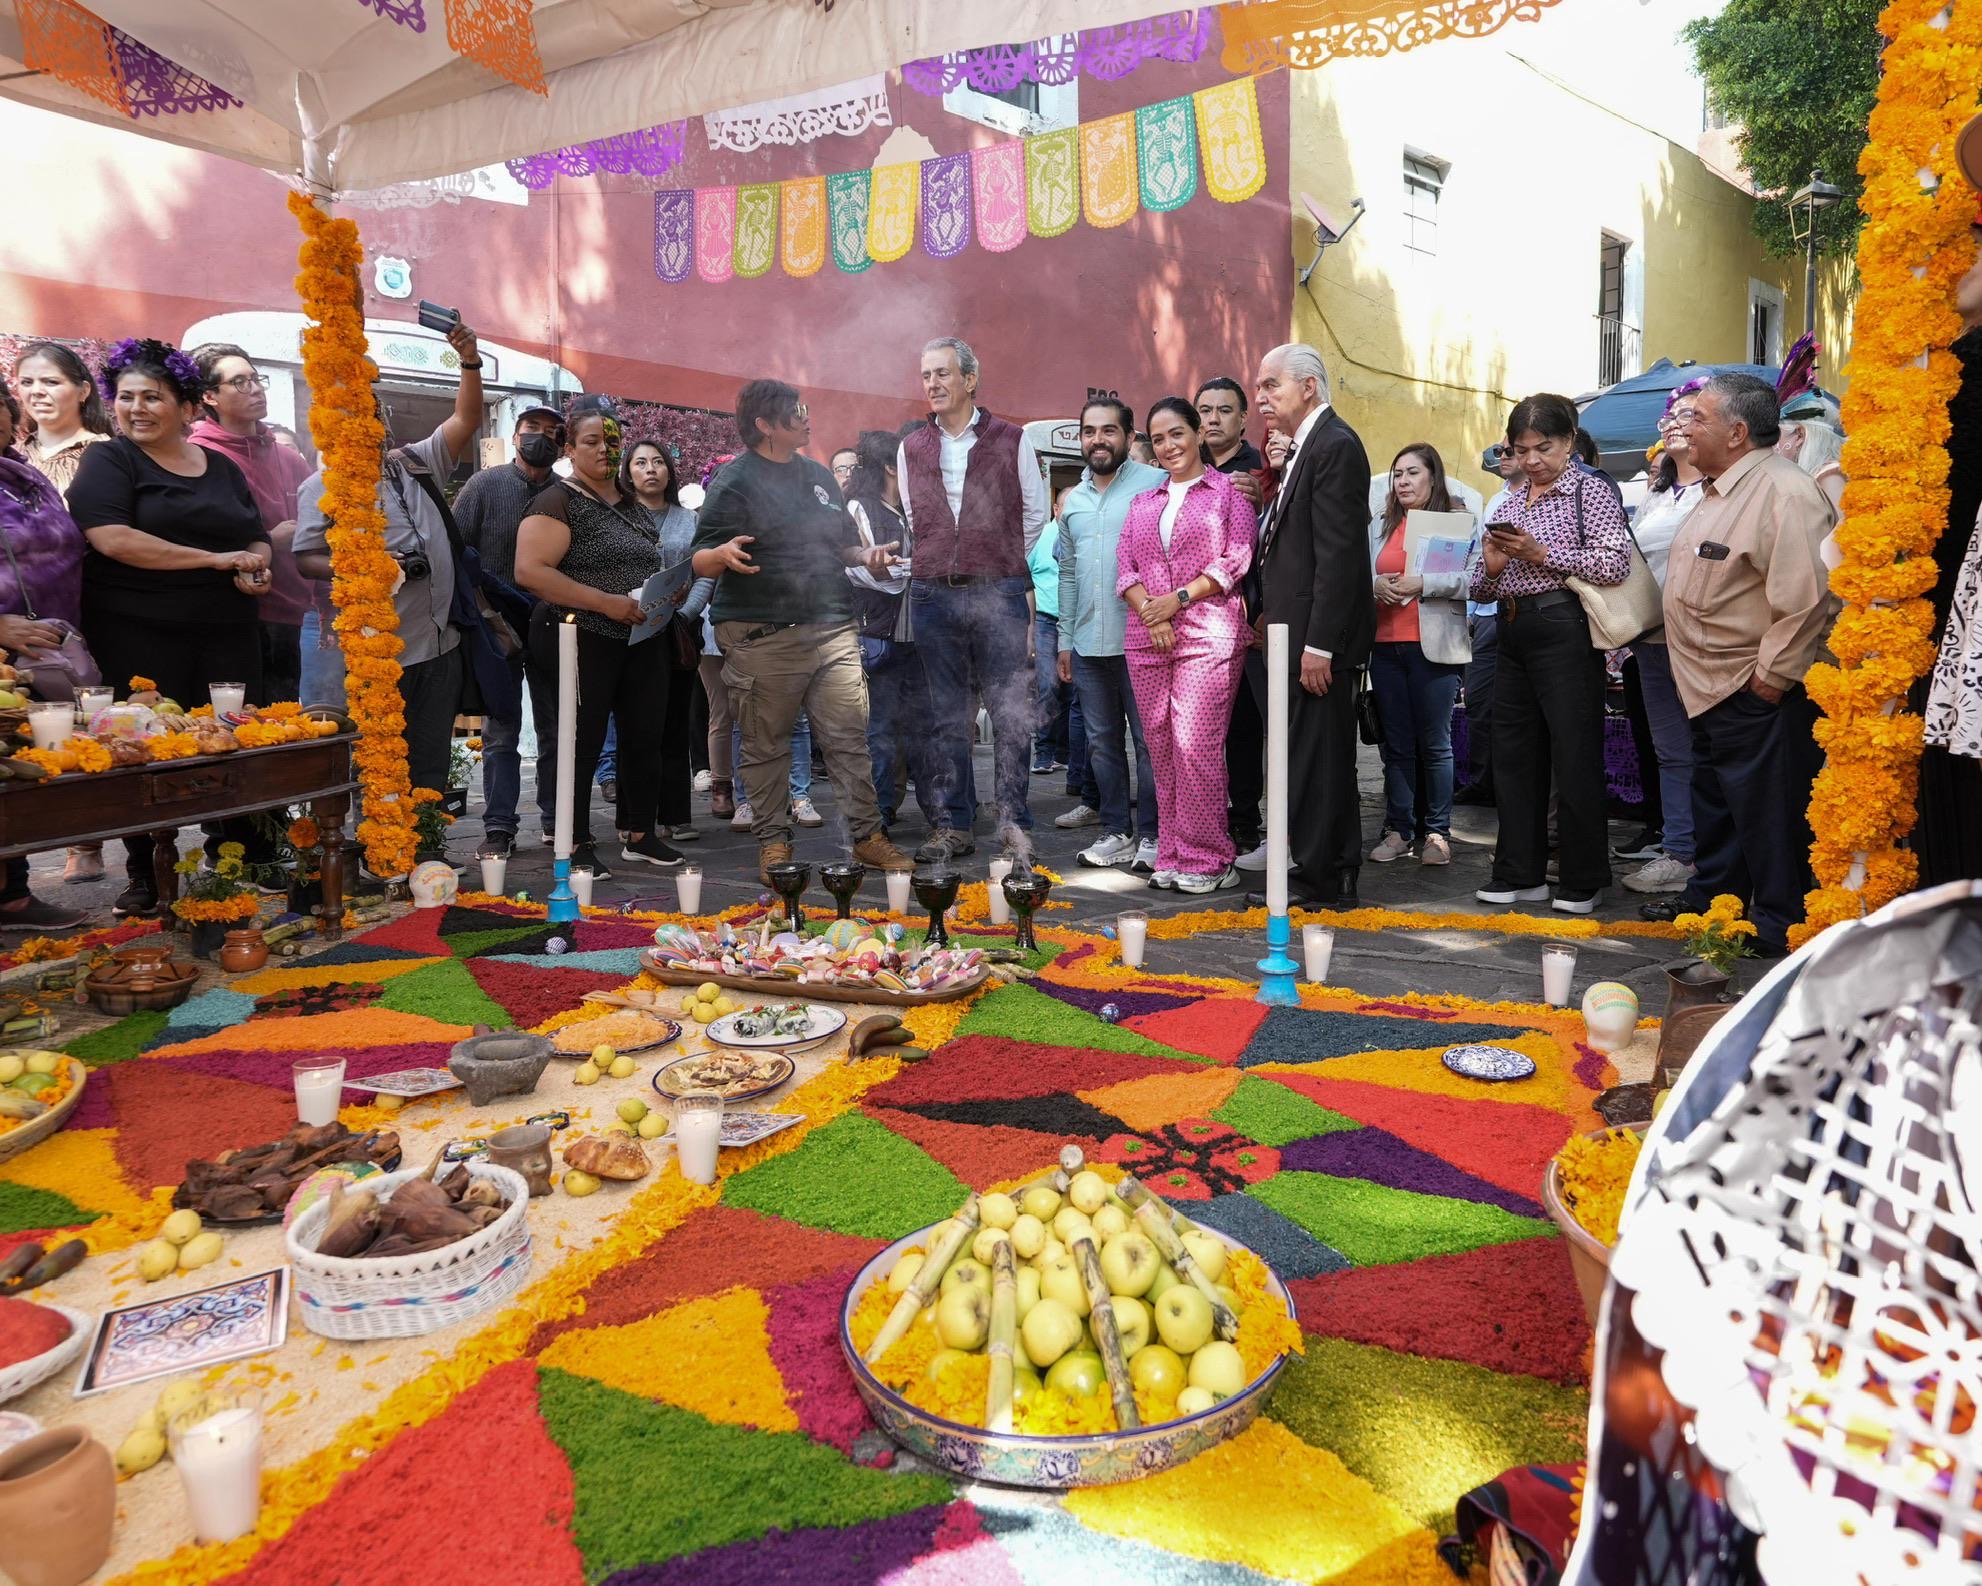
left=549, top=1010, right=684, bottom=1059
left=651, top=1050, right=796, bottom=1104
left=705, top=1001, right=846, bottom=1051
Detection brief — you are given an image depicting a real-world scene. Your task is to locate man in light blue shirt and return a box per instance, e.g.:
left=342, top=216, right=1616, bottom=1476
left=1055, top=398, right=1166, bottom=872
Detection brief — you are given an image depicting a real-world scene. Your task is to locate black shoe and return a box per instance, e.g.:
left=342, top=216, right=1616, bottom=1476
left=0, top=896, right=88, bottom=929
left=1613, top=827, right=1664, bottom=862
left=477, top=830, right=516, bottom=860
left=1638, top=896, right=1686, bottom=922
left=113, top=881, right=159, bottom=917
left=569, top=843, right=613, bottom=881
left=1244, top=871, right=1357, bottom=910
left=620, top=833, right=684, bottom=868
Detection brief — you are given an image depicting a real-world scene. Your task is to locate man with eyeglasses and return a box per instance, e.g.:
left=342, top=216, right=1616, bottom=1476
left=691, top=379, right=914, bottom=884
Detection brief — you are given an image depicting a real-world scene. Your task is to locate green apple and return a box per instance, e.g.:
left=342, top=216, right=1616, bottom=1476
left=1144, top=1260, right=1179, bottom=1303
left=616, top=1098, right=649, bottom=1125
left=940, top=1258, right=991, bottom=1296
left=1175, top=1385, right=1217, bottom=1416
left=936, top=1283, right=991, bottom=1351
left=979, top=1190, right=1018, bottom=1230
left=1187, top=1339, right=1246, bottom=1399
left=926, top=1347, right=973, bottom=1384
left=1181, top=1231, right=1229, bottom=1285
left=1128, top=1343, right=1186, bottom=1400
left=972, top=1226, right=1011, bottom=1265
left=1009, top=1213, right=1046, bottom=1260
left=1068, top=1169, right=1110, bottom=1215
left=886, top=1251, right=926, bottom=1294
left=1051, top=1206, right=1093, bottom=1244
left=1011, top=1364, right=1043, bottom=1405
left=1021, top=1296, right=1082, bottom=1368
left=1020, top=1185, right=1062, bottom=1223
left=1039, top=1254, right=1090, bottom=1317
left=1098, top=1230, right=1161, bottom=1297
left=1108, top=1294, right=1152, bottom=1357
left=1091, top=1203, right=1130, bottom=1240
left=1154, top=1285, right=1215, bottom=1355
left=1036, top=1235, right=1067, bottom=1269
left=1045, top=1349, right=1106, bottom=1398
left=1014, top=1265, right=1042, bottom=1321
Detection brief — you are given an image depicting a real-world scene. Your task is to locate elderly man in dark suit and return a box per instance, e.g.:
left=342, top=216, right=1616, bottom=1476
left=1242, top=343, right=1375, bottom=907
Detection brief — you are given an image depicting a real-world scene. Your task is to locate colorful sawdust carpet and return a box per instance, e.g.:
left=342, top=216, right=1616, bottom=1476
left=1, top=903, right=1610, bottom=1585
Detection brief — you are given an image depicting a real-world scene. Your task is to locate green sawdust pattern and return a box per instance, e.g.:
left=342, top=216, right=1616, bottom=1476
left=1267, top=1335, right=1589, bottom=1531
left=957, top=983, right=1207, bottom=1063
left=377, top=957, right=512, bottom=1028
left=446, top=925, right=556, bottom=959
left=721, top=1111, right=966, bottom=1239
left=536, top=1367, right=950, bottom=1576
left=1246, top=1171, right=1553, bottom=1267
left=1212, top=1074, right=1360, bottom=1148
left=0, top=1181, right=95, bottom=1235
left=63, top=1010, right=170, bottom=1065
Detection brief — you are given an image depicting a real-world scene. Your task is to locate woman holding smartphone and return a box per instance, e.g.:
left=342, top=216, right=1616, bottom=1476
left=1468, top=393, right=1631, bottom=916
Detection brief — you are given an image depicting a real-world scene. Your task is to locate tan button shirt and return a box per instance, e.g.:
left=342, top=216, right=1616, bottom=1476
left=1663, top=446, right=1837, bottom=717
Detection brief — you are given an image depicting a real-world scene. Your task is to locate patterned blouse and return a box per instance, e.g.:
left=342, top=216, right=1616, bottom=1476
left=526, top=479, right=661, bottom=640
left=25, top=431, right=106, bottom=501
left=1469, top=465, right=1631, bottom=600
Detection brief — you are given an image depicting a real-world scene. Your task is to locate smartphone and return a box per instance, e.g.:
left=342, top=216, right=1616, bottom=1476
left=417, top=300, right=461, bottom=334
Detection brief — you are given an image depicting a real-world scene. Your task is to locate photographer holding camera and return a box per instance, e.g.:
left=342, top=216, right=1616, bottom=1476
left=294, top=317, right=484, bottom=811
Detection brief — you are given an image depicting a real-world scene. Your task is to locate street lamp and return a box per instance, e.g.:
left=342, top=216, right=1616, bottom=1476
left=1788, top=168, right=1843, bottom=337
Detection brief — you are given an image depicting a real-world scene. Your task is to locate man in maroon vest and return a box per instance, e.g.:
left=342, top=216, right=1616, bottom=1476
left=896, top=337, right=1050, bottom=862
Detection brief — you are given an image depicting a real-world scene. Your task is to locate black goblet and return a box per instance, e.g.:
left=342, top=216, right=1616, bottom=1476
left=764, top=861, right=811, bottom=931
left=912, top=870, right=962, bottom=949
left=1000, top=870, right=1053, bottom=955
left=820, top=861, right=865, bottom=921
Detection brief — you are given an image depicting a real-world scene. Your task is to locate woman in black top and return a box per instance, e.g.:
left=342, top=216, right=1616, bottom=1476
left=66, top=338, right=271, bottom=916
left=515, top=400, right=682, bottom=877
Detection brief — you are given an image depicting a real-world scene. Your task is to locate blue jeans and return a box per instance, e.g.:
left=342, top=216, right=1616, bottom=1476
left=1631, top=642, right=1696, bottom=863
left=596, top=716, right=617, bottom=787
left=298, top=607, right=346, bottom=711
left=731, top=712, right=811, bottom=802
left=861, top=637, right=940, bottom=825
left=1069, top=651, right=1156, bottom=840
left=911, top=576, right=1034, bottom=832
left=1066, top=688, right=1097, bottom=803
left=1370, top=642, right=1464, bottom=838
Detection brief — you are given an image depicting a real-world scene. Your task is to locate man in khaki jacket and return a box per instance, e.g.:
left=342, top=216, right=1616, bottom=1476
left=1648, top=372, right=1837, bottom=956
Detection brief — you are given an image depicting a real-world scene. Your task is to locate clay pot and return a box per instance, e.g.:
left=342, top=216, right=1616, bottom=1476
left=0, top=1426, right=116, bottom=1586
left=487, top=1122, right=555, bottom=1196
left=219, top=928, right=269, bottom=973
left=1657, top=961, right=1736, bottom=1086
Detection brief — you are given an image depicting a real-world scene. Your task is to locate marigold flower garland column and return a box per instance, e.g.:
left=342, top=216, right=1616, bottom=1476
left=1796, top=0, right=1982, bottom=946
left=287, top=192, right=419, bottom=878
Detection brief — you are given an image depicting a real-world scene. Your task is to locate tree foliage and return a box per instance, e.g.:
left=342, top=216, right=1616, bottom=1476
left=1683, top=0, right=1883, bottom=257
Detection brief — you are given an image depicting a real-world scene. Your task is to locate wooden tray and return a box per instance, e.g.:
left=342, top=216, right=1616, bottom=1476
left=0, top=1058, right=86, bottom=1165
left=639, top=954, right=991, bottom=1007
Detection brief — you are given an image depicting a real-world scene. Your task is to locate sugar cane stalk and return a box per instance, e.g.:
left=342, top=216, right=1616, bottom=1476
left=1117, top=1179, right=1239, bottom=1340
left=985, top=1239, right=1017, bottom=1434
left=1071, top=1233, right=1140, bottom=1430
left=865, top=1194, right=981, bottom=1364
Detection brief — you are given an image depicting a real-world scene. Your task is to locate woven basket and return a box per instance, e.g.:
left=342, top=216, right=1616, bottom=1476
left=0, top=1059, right=86, bottom=1166
left=285, top=1161, right=532, bottom=1341
left=0, top=1303, right=90, bottom=1404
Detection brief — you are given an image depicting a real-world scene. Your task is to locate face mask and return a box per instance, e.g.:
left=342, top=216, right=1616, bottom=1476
left=517, top=432, right=559, bottom=468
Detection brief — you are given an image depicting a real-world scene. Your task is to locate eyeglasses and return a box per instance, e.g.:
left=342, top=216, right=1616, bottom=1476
left=215, top=374, right=270, bottom=391
left=787, top=404, right=809, bottom=425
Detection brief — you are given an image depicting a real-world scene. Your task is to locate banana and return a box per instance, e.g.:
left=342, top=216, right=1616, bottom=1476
left=847, top=1014, right=904, bottom=1058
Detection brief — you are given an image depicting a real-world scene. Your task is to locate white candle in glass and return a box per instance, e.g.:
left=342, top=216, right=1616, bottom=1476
left=554, top=618, right=578, bottom=860
left=1266, top=625, right=1289, bottom=916
left=1117, top=910, right=1148, bottom=969
left=1303, top=923, right=1335, bottom=982
left=884, top=869, right=912, bottom=914
left=675, top=1095, right=722, bottom=1185
left=479, top=855, right=507, bottom=895
left=208, top=682, right=246, bottom=718
left=987, top=857, right=1013, bottom=925
left=76, top=686, right=113, bottom=720
left=26, top=703, right=72, bottom=750
left=169, top=1403, right=263, bottom=1544
left=570, top=868, right=594, bottom=908
left=675, top=865, right=702, bottom=913
left=292, top=1056, right=345, bottom=1126
left=1541, top=944, right=1578, bottom=1008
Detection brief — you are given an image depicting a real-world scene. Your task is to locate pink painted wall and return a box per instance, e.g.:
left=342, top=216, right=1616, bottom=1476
left=0, top=56, right=1289, bottom=458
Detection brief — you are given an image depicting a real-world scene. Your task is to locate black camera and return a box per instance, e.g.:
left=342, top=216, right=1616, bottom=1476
left=396, top=553, right=431, bottom=581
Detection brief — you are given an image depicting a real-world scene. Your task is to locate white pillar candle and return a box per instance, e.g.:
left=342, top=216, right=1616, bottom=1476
left=885, top=869, right=912, bottom=914
left=169, top=1404, right=263, bottom=1544
left=675, top=865, right=703, bottom=914
left=569, top=868, right=594, bottom=908
left=1302, top=923, right=1335, bottom=982
left=554, top=617, right=578, bottom=860
left=675, top=1096, right=722, bottom=1185
left=1117, top=910, right=1148, bottom=969
left=479, top=855, right=508, bottom=895
left=292, top=1055, right=345, bottom=1126
left=1541, top=944, right=1578, bottom=1008
left=27, top=703, right=73, bottom=750
left=208, top=682, right=246, bottom=718
left=1266, top=625, right=1290, bottom=917
left=987, top=857, right=1013, bottom=925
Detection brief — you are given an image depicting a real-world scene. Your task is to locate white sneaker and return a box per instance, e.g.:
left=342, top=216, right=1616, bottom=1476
left=1622, top=855, right=1696, bottom=894
left=1131, top=838, right=1159, bottom=874
left=1149, top=870, right=1179, bottom=890
left=1476, top=883, right=1551, bottom=904
left=792, top=797, right=824, bottom=828
left=1235, top=841, right=1268, bottom=872
left=1078, top=832, right=1137, bottom=868
left=730, top=800, right=755, bottom=830
left=1370, top=830, right=1412, bottom=863
left=693, top=769, right=713, bottom=794
left=1175, top=866, right=1242, bottom=894
left=1054, top=803, right=1102, bottom=829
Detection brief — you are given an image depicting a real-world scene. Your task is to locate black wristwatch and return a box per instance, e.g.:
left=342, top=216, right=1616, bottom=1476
left=458, top=359, right=483, bottom=370
left=1174, top=587, right=1193, bottom=607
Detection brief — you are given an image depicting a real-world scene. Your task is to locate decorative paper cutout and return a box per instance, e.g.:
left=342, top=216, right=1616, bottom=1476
left=1195, top=77, right=1267, bottom=203
left=653, top=189, right=695, bottom=284
left=355, top=0, right=428, bottom=27
left=114, top=32, right=242, bottom=117
left=1219, top=0, right=1563, bottom=73
left=705, top=76, right=891, bottom=152
left=903, top=10, right=1215, bottom=94
left=695, top=187, right=737, bottom=284
left=867, top=162, right=920, bottom=265
left=443, top=0, right=546, bottom=94
left=733, top=184, right=779, bottom=279
left=1025, top=128, right=1081, bottom=239
left=920, top=153, right=972, bottom=260
left=972, top=141, right=1028, bottom=254
left=827, top=170, right=872, bottom=274
left=507, top=124, right=686, bottom=190
left=1137, top=95, right=1199, bottom=213
left=780, top=176, right=828, bottom=278
left=18, top=0, right=123, bottom=112
left=1080, top=113, right=1140, bottom=229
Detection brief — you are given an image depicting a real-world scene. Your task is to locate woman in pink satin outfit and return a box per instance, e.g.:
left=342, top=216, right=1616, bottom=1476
left=1116, top=396, right=1258, bottom=894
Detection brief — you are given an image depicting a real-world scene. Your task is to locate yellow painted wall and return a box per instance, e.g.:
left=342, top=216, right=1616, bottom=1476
left=1283, top=33, right=1856, bottom=495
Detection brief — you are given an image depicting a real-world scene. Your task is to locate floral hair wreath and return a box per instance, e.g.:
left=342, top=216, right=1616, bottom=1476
left=100, top=338, right=205, bottom=406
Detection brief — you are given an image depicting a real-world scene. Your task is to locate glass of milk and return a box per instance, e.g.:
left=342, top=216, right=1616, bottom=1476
left=1117, top=909, right=1148, bottom=969
left=1302, top=924, right=1335, bottom=983
left=291, top=1055, right=345, bottom=1127
left=674, top=1093, right=723, bottom=1186
left=208, top=682, right=247, bottom=717
left=168, top=1390, right=264, bottom=1544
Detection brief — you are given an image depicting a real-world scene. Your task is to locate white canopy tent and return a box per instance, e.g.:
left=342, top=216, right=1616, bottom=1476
left=0, top=0, right=1199, bottom=193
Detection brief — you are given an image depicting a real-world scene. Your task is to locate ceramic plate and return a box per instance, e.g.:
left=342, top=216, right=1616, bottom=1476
left=549, top=1014, right=683, bottom=1059
left=1440, top=1044, right=1537, bottom=1082
left=651, top=1051, right=796, bottom=1104
left=704, top=1002, right=846, bottom=1051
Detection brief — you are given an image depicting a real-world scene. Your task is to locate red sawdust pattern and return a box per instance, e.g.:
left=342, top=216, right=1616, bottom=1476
left=344, top=908, right=448, bottom=956
left=524, top=1204, right=885, bottom=1356
left=218, top=1359, right=583, bottom=1586
left=1286, top=1236, right=1592, bottom=1386
left=463, top=958, right=632, bottom=1029
left=763, top=1260, right=876, bottom=1454
left=863, top=1034, right=1186, bottom=1109
left=107, top=1061, right=303, bottom=1194
left=1121, top=998, right=1268, bottom=1066
left=863, top=1106, right=1078, bottom=1190
left=1270, top=1072, right=1577, bottom=1201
